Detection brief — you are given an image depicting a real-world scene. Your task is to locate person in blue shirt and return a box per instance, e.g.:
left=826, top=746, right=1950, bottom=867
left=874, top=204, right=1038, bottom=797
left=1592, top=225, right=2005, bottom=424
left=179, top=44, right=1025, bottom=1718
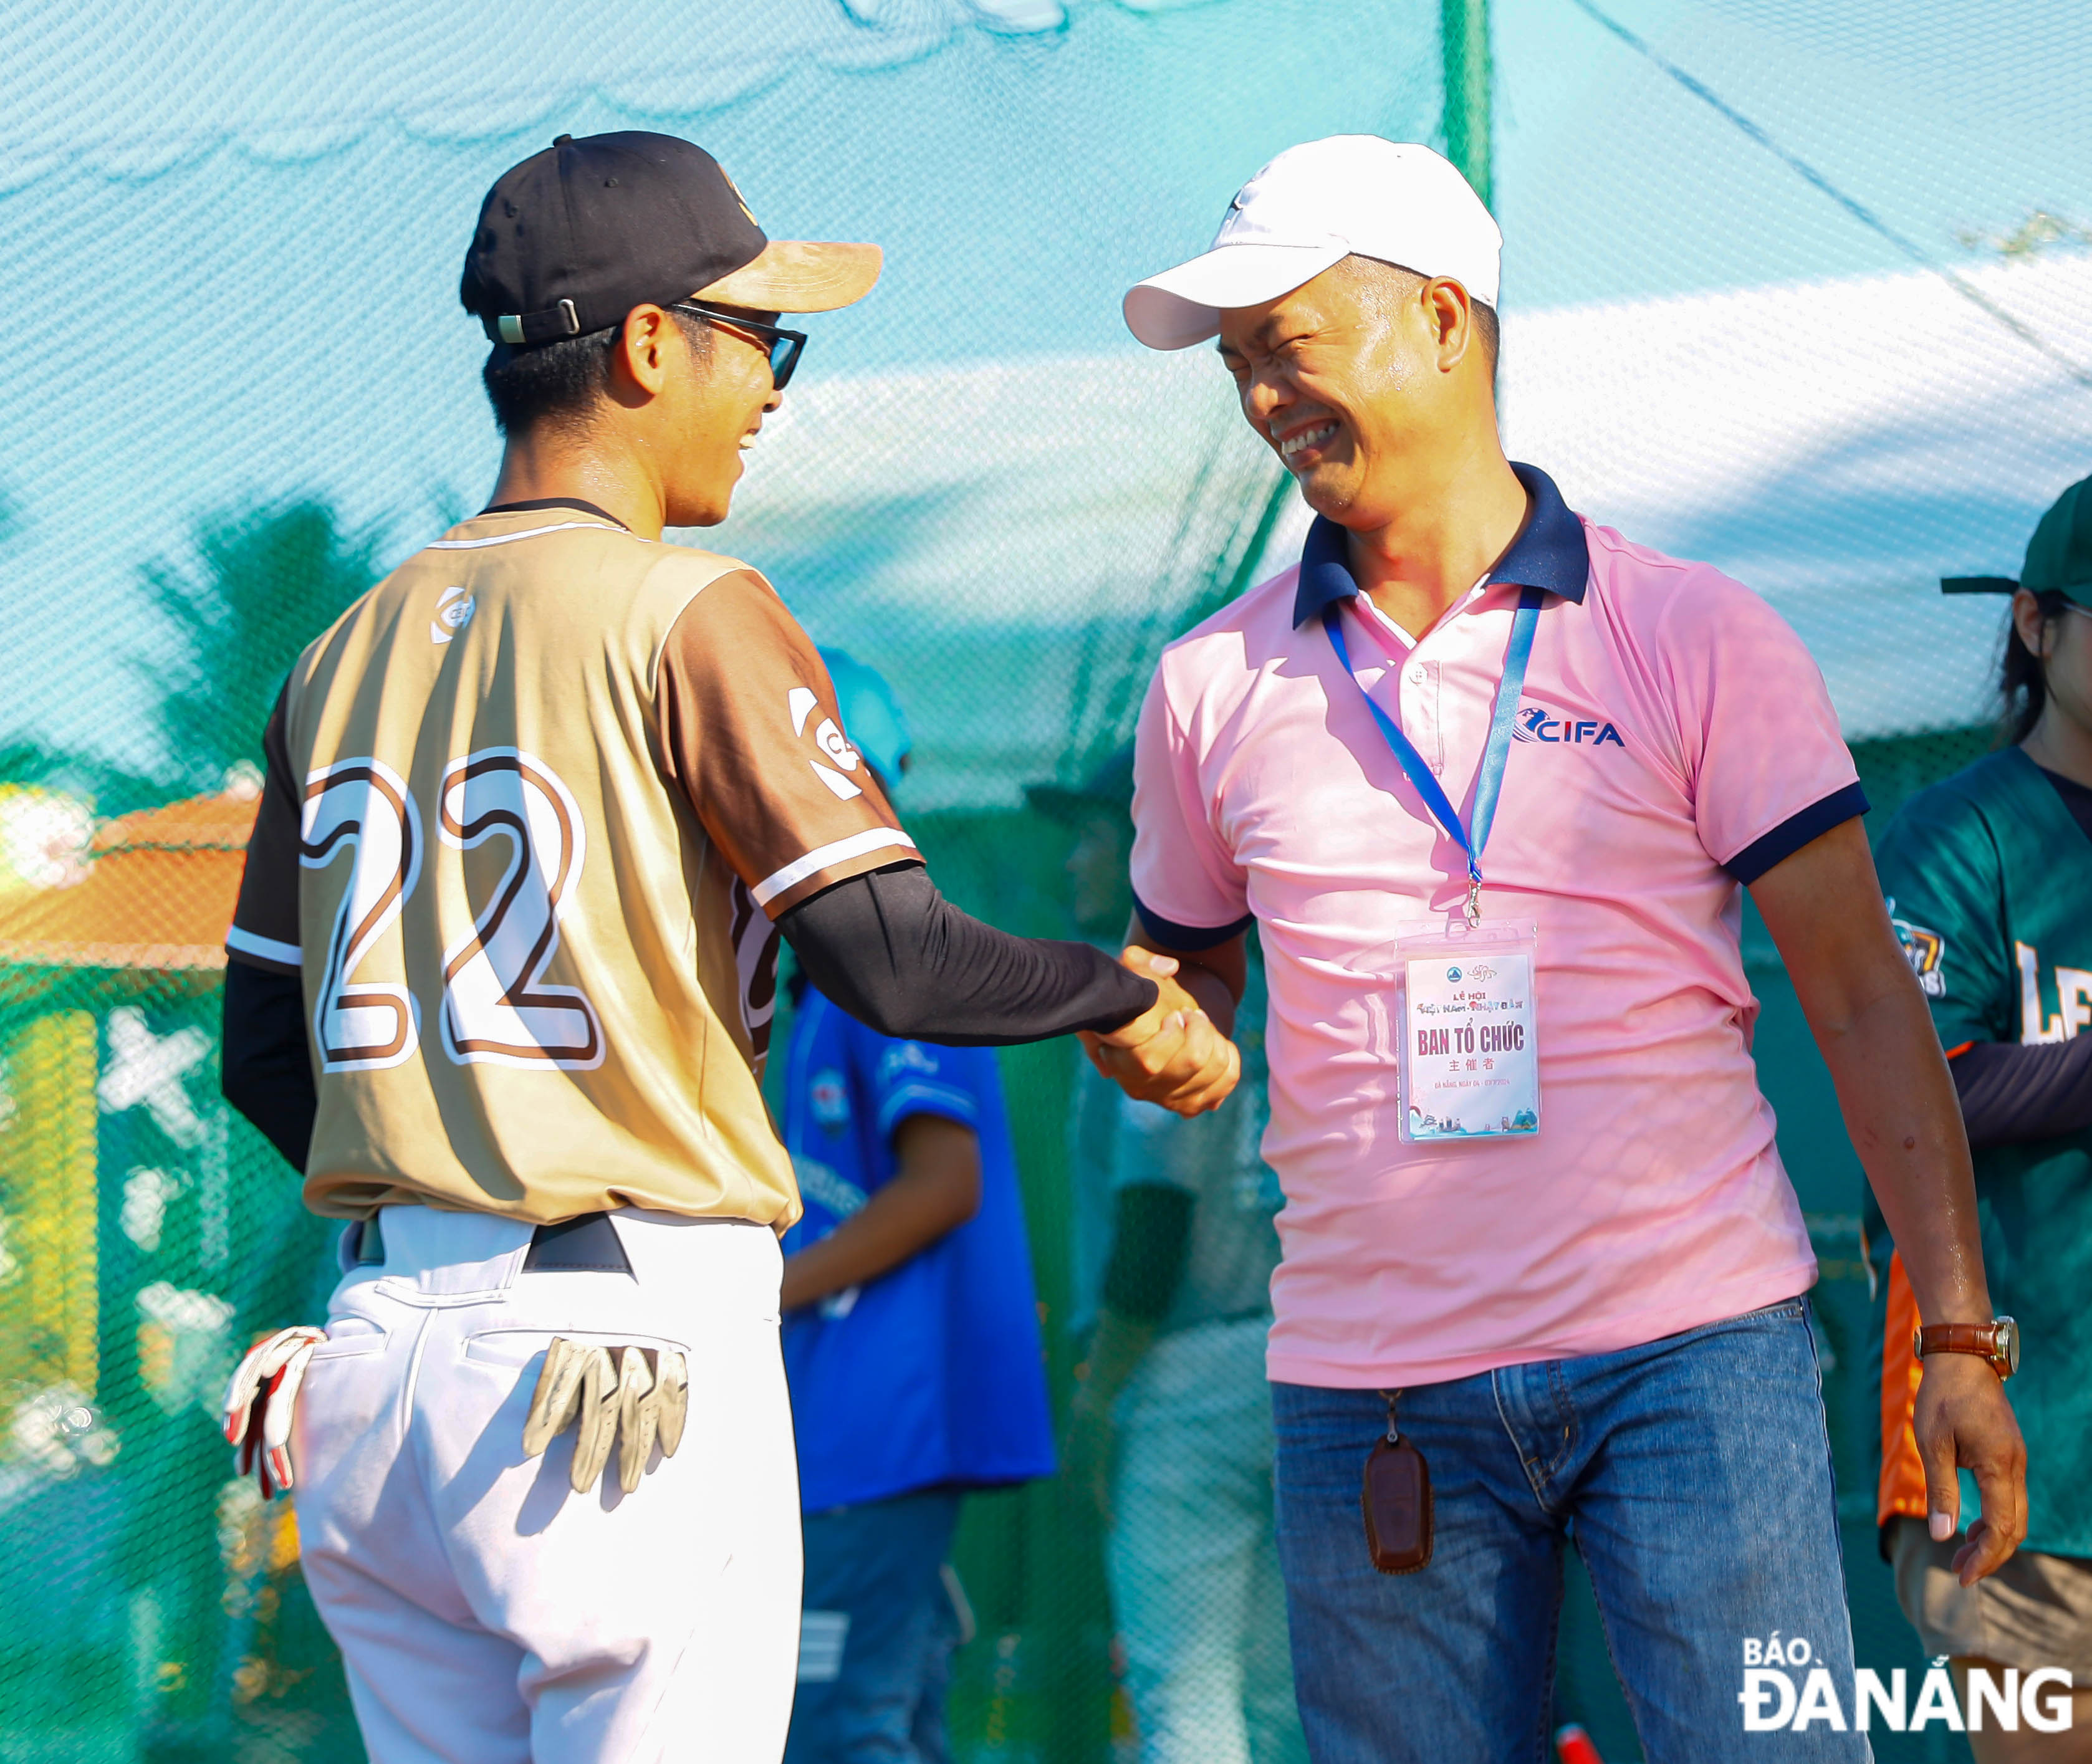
left=780, top=652, right=1057, bottom=1764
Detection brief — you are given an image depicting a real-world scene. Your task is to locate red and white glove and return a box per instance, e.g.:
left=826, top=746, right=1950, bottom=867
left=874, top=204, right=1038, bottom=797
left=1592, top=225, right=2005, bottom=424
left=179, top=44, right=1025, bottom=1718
left=222, top=1326, right=327, bottom=1498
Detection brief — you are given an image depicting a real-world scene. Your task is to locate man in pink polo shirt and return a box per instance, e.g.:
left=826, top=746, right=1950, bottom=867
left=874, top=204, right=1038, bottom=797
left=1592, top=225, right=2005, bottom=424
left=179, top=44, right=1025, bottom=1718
left=1098, top=135, right=2027, bottom=1760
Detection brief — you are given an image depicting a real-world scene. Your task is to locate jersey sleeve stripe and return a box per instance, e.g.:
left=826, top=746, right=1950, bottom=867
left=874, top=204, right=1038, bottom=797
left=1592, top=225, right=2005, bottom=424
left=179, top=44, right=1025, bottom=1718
left=751, top=829, right=919, bottom=908
left=876, top=1081, right=980, bottom=1138
left=226, top=924, right=302, bottom=969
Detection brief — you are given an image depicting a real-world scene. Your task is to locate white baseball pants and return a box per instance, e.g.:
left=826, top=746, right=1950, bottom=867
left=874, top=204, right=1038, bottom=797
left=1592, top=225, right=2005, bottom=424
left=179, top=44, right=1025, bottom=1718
left=291, top=1204, right=802, bottom=1763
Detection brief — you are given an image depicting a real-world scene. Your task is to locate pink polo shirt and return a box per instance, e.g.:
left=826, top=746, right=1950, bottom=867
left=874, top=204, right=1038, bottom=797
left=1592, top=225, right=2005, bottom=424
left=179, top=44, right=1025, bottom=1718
left=1130, top=464, right=1862, bottom=1388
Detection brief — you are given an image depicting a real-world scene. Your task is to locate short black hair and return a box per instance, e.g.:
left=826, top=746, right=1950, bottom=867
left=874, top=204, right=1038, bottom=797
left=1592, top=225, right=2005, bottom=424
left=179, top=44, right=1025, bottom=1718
left=1348, top=256, right=1499, bottom=388
left=1470, top=297, right=1500, bottom=386
left=479, top=308, right=710, bottom=437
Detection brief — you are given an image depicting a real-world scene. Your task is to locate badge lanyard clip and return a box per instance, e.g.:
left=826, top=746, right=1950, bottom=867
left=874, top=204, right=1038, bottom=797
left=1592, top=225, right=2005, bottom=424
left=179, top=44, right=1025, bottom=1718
left=1323, top=587, right=1543, bottom=925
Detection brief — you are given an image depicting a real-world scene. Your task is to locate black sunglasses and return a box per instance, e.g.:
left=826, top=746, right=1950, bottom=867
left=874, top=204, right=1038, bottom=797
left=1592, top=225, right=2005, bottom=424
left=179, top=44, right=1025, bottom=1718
left=674, top=300, right=807, bottom=390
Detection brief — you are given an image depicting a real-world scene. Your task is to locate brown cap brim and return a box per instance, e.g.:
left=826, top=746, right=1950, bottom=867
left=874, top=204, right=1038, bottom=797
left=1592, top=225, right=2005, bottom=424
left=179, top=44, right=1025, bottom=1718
left=694, top=240, right=882, bottom=313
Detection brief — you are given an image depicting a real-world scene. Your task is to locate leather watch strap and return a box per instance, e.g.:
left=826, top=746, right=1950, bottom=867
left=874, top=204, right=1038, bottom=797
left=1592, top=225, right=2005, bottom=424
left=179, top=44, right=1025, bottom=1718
left=1919, top=1323, right=1994, bottom=1354
left=1914, top=1321, right=2013, bottom=1378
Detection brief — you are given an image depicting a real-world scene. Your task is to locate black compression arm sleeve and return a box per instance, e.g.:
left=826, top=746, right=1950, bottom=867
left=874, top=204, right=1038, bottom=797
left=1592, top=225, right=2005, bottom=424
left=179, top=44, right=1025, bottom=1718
left=1101, top=1184, right=1196, bottom=1323
left=1950, top=1037, right=2092, bottom=1152
left=222, top=961, right=317, bottom=1173
left=778, top=864, right=1157, bottom=1046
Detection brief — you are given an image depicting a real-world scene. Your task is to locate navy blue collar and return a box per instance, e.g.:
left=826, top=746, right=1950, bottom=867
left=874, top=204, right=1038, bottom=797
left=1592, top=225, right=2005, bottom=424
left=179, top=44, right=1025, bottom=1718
left=1291, top=461, right=1590, bottom=628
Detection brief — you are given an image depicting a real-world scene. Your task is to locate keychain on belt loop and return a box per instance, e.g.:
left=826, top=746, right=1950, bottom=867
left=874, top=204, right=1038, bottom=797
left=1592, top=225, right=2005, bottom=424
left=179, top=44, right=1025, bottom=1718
left=1362, top=1388, right=1433, bottom=1573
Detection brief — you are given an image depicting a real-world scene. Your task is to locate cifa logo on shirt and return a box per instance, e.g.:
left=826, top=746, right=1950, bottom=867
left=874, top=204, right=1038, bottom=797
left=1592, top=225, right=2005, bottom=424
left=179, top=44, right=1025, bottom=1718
left=787, top=687, right=868, bottom=800
left=429, top=587, right=476, bottom=645
left=1511, top=703, right=1624, bottom=748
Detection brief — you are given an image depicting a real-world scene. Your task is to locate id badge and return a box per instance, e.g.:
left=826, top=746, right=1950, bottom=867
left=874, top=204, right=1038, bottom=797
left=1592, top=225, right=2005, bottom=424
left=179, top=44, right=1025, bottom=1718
left=1389, top=918, right=1540, bottom=1141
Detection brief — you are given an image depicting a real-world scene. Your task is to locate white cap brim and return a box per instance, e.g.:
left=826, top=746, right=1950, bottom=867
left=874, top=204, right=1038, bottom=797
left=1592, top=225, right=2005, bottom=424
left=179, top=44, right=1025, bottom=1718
left=1123, top=239, right=1350, bottom=350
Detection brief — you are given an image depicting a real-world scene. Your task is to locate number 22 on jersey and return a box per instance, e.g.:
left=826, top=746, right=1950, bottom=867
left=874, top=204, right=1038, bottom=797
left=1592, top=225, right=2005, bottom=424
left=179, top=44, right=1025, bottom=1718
left=300, top=749, right=605, bottom=1074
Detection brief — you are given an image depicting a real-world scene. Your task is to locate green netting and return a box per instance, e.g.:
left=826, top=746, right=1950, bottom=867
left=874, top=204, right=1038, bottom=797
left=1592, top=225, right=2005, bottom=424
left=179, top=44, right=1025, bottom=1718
left=1, top=0, right=2089, bottom=1758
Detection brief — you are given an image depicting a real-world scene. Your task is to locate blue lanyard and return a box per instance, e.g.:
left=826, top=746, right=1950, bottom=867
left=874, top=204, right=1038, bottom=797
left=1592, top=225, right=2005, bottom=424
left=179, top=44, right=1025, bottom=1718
left=1323, top=586, right=1544, bottom=923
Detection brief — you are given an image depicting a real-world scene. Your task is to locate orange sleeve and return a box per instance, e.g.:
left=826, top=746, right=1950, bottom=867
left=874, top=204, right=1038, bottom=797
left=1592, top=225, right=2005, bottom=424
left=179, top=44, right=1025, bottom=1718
left=1876, top=1251, right=1930, bottom=1529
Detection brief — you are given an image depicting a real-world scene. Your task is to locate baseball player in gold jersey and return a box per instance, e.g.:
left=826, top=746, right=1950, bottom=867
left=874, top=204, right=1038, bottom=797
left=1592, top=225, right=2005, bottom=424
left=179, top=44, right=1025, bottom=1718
left=219, top=133, right=1235, bottom=1763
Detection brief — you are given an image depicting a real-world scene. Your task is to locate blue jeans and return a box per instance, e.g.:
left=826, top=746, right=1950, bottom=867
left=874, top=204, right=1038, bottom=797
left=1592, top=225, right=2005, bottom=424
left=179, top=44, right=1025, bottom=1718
left=785, top=1488, right=963, bottom=1764
left=1272, top=1298, right=1866, bottom=1763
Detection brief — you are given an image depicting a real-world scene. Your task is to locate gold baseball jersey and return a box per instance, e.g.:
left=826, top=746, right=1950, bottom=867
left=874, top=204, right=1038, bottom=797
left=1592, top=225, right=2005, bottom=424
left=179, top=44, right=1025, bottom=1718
left=226, top=504, right=916, bottom=1227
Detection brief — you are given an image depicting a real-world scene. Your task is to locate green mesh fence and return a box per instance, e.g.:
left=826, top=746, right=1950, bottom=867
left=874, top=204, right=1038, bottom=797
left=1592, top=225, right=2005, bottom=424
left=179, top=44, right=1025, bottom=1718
left=1, top=0, right=2090, bottom=1758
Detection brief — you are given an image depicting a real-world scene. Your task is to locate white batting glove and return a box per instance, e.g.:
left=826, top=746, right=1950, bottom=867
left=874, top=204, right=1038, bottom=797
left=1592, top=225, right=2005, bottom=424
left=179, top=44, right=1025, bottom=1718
left=522, top=1338, right=689, bottom=1493
left=222, top=1325, right=327, bottom=1499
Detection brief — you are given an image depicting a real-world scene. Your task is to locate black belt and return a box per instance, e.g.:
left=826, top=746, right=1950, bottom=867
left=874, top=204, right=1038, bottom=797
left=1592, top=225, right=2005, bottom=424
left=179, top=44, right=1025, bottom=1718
left=524, top=1211, right=635, bottom=1272
left=351, top=1209, right=635, bottom=1273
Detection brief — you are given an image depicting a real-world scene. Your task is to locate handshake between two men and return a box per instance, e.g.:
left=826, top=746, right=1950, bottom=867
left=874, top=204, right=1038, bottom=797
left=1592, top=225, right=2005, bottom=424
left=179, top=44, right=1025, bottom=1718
left=1083, top=942, right=1242, bottom=1118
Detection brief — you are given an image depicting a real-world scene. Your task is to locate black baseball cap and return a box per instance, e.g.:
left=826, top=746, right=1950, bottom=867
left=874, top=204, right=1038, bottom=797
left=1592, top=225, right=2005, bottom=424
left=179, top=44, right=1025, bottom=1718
left=461, top=131, right=881, bottom=347
left=1942, top=472, right=2092, bottom=607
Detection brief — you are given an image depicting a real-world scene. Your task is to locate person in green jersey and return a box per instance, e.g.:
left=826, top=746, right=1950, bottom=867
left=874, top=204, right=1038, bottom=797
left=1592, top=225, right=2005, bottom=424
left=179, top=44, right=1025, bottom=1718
left=1868, top=473, right=2092, bottom=1757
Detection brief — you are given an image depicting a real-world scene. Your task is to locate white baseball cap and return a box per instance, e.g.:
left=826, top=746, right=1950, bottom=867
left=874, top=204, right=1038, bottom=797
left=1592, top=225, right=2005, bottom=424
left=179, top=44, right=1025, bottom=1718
left=1123, top=136, right=1502, bottom=351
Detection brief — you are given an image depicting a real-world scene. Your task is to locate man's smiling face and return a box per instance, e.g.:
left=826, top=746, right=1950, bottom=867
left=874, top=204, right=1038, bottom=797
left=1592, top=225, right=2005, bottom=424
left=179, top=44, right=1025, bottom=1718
left=1216, top=257, right=1459, bottom=532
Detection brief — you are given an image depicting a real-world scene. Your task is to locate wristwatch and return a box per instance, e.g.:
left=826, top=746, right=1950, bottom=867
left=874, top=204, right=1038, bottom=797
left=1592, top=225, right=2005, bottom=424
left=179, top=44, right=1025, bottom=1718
left=1913, top=1316, right=2019, bottom=1381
